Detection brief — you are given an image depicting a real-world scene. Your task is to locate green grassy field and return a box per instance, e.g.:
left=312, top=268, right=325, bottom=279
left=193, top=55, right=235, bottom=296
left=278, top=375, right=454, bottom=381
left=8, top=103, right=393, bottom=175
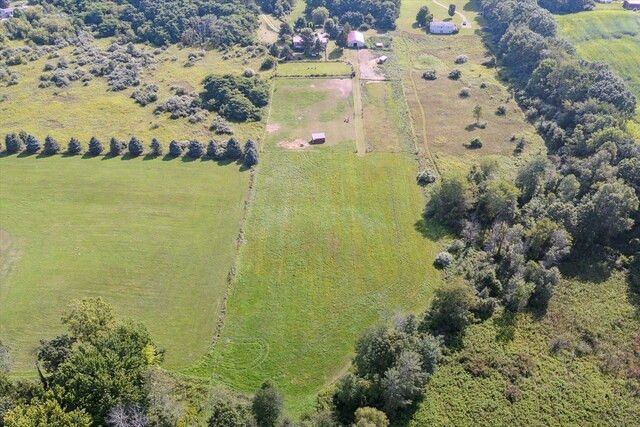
left=265, top=78, right=356, bottom=150
left=410, top=272, right=640, bottom=425
left=397, top=0, right=483, bottom=35
left=275, top=61, right=353, bottom=77
left=186, top=150, right=444, bottom=414
left=0, top=42, right=266, bottom=144
left=556, top=9, right=640, bottom=119
left=0, top=155, right=249, bottom=373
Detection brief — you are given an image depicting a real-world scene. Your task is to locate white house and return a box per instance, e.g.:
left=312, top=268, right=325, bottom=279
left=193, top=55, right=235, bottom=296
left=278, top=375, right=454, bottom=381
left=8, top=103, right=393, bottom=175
left=430, top=21, right=457, bottom=34
left=597, top=0, right=612, bottom=3
left=347, top=31, right=365, bottom=48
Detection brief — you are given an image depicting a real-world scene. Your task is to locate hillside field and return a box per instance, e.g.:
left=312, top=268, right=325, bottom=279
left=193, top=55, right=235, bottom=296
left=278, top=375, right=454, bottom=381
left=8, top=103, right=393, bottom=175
left=556, top=9, right=640, bottom=119
left=0, top=155, right=249, bottom=372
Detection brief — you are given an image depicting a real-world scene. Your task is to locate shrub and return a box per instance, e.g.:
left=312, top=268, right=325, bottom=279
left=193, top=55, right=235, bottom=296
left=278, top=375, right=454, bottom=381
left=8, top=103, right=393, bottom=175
left=505, top=384, right=522, bottom=403
left=44, top=136, right=61, bottom=154
left=459, top=87, right=471, bottom=98
left=109, top=137, right=126, bottom=155
left=169, top=140, right=183, bottom=156
left=448, top=68, right=462, bottom=80
left=225, top=137, right=243, bottom=160
left=465, top=137, right=483, bottom=149
left=434, top=252, right=453, bottom=268
left=25, top=135, right=41, bottom=153
left=88, top=137, right=103, bottom=156
left=131, top=83, right=159, bottom=106
left=210, top=116, right=234, bottom=135
left=496, top=104, right=507, bottom=116
left=150, top=138, right=163, bottom=156
left=260, top=56, right=276, bottom=71
left=243, top=68, right=255, bottom=77
left=549, top=334, right=570, bottom=354
left=417, top=169, right=436, bottom=186
left=480, top=81, right=487, bottom=89
left=454, top=55, right=468, bottom=64
left=128, top=137, right=144, bottom=156
left=4, top=133, right=24, bottom=153
left=186, top=140, right=205, bottom=158
left=422, top=70, right=437, bottom=80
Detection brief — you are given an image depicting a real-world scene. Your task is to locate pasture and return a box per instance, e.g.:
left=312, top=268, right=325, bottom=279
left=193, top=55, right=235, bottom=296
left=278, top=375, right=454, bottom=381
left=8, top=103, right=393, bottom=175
left=186, top=150, right=444, bottom=414
left=397, top=0, right=483, bottom=35
left=264, top=78, right=356, bottom=150
left=0, top=155, right=249, bottom=372
left=275, top=61, right=353, bottom=77
left=0, top=42, right=266, bottom=144
left=556, top=10, right=640, bottom=119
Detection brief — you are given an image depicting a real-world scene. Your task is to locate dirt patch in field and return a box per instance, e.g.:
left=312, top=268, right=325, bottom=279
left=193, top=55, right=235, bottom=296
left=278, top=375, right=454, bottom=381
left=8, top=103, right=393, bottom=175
left=277, top=139, right=310, bottom=150
left=320, top=79, right=352, bottom=98
left=267, top=124, right=281, bottom=133
left=0, top=229, right=11, bottom=254
left=170, top=80, right=195, bottom=92
left=46, top=120, right=64, bottom=129
left=358, top=50, right=386, bottom=81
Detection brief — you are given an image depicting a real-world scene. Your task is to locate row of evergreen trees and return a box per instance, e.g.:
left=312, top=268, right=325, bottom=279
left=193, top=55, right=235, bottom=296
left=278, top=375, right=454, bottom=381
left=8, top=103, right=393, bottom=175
left=3, top=132, right=259, bottom=167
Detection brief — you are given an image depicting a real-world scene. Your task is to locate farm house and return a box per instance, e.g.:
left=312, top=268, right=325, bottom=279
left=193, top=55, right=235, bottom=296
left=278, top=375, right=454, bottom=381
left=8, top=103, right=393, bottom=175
left=430, top=21, right=457, bottom=34
left=623, top=0, right=640, bottom=9
left=347, top=31, right=365, bottom=48
left=311, top=133, right=326, bottom=144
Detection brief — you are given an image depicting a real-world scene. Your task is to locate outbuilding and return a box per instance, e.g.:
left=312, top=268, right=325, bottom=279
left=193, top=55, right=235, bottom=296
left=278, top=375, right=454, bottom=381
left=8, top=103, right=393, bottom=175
left=0, top=8, right=14, bottom=19
left=430, top=21, right=457, bottom=34
left=377, top=55, right=388, bottom=64
left=375, top=42, right=384, bottom=48
left=311, top=133, right=326, bottom=144
left=623, top=0, right=640, bottom=9
left=347, top=31, right=365, bottom=48
left=292, top=36, right=303, bottom=50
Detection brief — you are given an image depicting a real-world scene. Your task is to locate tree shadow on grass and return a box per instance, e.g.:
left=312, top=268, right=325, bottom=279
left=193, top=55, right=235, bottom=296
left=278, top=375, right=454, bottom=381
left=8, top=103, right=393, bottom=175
left=414, top=217, right=450, bottom=242
left=161, top=154, right=178, bottom=161
left=17, top=151, right=37, bottom=158
left=494, top=309, right=517, bottom=344
left=61, top=152, right=82, bottom=158
left=142, top=153, right=159, bottom=161
left=101, top=153, right=119, bottom=160
left=559, top=254, right=613, bottom=285
left=81, top=152, right=97, bottom=159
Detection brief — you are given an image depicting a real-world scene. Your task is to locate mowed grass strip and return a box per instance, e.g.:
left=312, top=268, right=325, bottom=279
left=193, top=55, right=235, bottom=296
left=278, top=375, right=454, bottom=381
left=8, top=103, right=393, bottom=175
left=556, top=10, right=640, bottom=119
left=0, top=155, right=249, bottom=372
left=275, top=61, right=353, bottom=77
left=186, top=150, right=443, bottom=414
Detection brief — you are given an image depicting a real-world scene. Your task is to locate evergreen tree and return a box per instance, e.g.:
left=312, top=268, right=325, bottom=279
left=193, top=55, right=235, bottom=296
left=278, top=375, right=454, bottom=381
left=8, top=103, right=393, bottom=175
left=169, top=140, right=183, bottom=156
left=225, top=137, right=243, bottom=159
left=448, top=4, right=456, bottom=17
left=68, top=137, right=82, bottom=155
left=5, top=133, right=24, bottom=154
left=44, top=136, right=61, bottom=155
left=88, top=137, right=103, bottom=156
left=25, top=135, right=41, bottom=154
left=187, top=140, right=205, bottom=158
left=252, top=381, right=283, bottom=427
left=150, top=138, right=163, bottom=156
left=128, top=137, right=144, bottom=157
left=109, top=138, right=126, bottom=156
left=243, top=140, right=259, bottom=167
left=206, top=140, right=219, bottom=159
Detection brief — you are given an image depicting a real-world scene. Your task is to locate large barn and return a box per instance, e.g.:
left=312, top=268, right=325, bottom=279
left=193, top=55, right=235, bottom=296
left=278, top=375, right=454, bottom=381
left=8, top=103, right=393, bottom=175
left=430, top=21, right=457, bottom=34
left=347, top=31, right=365, bottom=48
left=623, top=0, right=640, bottom=9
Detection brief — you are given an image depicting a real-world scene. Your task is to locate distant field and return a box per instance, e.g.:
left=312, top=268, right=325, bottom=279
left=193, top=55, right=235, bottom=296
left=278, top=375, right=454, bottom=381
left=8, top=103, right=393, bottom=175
left=411, top=271, right=640, bottom=425
left=275, top=61, right=353, bottom=77
left=397, top=0, right=483, bottom=35
left=265, top=78, right=356, bottom=150
left=0, top=155, right=249, bottom=372
left=186, top=150, right=443, bottom=414
left=556, top=10, right=640, bottom=118
left=0, top=42, right=266, bottom=143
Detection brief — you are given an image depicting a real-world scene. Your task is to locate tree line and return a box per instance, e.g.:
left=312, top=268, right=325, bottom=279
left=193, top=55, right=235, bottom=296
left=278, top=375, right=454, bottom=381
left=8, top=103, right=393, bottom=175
left=2, top=132, right=259, bottom=168
left=304, top=0, right=401, bottom=30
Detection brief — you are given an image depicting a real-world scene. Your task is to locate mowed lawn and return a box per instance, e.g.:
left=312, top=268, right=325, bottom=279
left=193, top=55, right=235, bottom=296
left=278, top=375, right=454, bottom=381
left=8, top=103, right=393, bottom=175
left=0, top=155, right=249, bottom=372
left=186, top=150, right=443, bottom=414
left=275, top=61, right=353, bottom=77
left=556, top=10, right=640, bottom=119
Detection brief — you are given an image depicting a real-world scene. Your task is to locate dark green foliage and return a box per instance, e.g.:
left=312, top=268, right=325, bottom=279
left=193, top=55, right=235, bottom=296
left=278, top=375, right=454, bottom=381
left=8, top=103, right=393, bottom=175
left=202, top=74, right=269, bottom=122
left=416, top=6, right=432, bottom=27
left=305, top=0, right=400, bottom=30
left=448, top=69, right=461, bottom=80
left=128, top=137, right=144, bottom=157
left=109, top=137, right=126, bottom=155
left=43, top=136, right=61, bottom=155
left=67, top=137, right=82, bottom=155
left=448, top=4, right=456, bottom=17
left=422, top=70, right=436, bottom=80
left=25, top=135, right=41, bottom=154
left=169, top=140, right=183, bottom=157
left=538, top=0, right=594, bottom=14
left=417, top=169, right=436, bottom=186
left=208, top=389, right=255, bottom=427
left=206, top=140, right=219, bottom=159
left=5, top=133, right=24, bottom=154
left=186, top=140, right=205, bottom=158
left=225, top=137, right=243, bottom=159
left=465, top=137, right=483, bottom=149
left=36, top=335, right=76, bottom=373
left=261, top=56, right=276, bottom=71
left=243, top=140, right=258, bottom=167
left=150, top=138, right=163, bottom=156
left=425, top=175, right=472, bottom=232
left=252, top=380, right=283, bottom=427
left=88, top=137, right=103, bottom=156
left=420, top=284, right=475, bottom=339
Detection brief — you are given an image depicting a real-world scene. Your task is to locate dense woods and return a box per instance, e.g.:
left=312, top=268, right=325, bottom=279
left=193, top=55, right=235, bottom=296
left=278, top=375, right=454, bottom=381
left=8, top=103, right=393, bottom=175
left=304, top=0, right=401, bottom=30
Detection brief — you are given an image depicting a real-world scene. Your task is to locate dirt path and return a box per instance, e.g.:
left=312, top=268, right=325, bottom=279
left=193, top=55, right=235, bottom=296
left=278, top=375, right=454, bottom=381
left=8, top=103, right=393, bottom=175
left=260, top=14, right=279, bottom=33
left=400, top=33, right=441, bottom=175
left=431, top=0, right=472, bottom=29
left=352, top=52, right=367, bottom=156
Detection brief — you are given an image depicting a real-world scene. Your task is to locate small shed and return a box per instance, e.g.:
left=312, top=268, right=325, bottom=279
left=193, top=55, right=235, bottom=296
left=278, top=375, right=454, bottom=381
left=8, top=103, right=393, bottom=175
left=430, top=21, right=457, bottom=34
left=375, top=42, right=384, bottom=48
left=623, top=0, right=640, bottom=9
left=311, top=133, right=326, bottom=144
left=292, top=35, right=303, bottom=50
left=347, top=31, right=365, bottom=48
left=377, top=55, right=388, bottom=64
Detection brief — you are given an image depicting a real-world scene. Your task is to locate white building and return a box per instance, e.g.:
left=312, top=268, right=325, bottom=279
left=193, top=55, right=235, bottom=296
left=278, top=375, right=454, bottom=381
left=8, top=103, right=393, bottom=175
left=347, top=31, right=365, bottom=48
left=430, top=21, right=457, bottom=34
left=0, top=8, right=14, bottom=19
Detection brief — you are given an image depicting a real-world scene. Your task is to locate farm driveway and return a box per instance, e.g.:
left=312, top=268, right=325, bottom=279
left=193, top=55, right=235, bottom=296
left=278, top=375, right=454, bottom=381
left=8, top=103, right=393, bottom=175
left=352, top=52, right=367, bottom=156
left=432, top=0, right=473, bottom=28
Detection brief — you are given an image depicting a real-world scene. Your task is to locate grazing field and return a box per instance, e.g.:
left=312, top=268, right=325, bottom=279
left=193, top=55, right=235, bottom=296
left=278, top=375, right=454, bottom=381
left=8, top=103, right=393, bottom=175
left=186, top=150, right=444, bottom=414
left=0, top=155, right=249, bottom=373
left=0, top=41, right=266, bottom=144
left=397, top=0, right=483, bottom=35
left=556, top=10, right=640, bottom=119
left=275, top=61, right=353, bottom=77
left=410, top=271, right=640, bottom=425
left=362, top=81, right=416, bottom=152
left=265, top=78, right=356, bottom=150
